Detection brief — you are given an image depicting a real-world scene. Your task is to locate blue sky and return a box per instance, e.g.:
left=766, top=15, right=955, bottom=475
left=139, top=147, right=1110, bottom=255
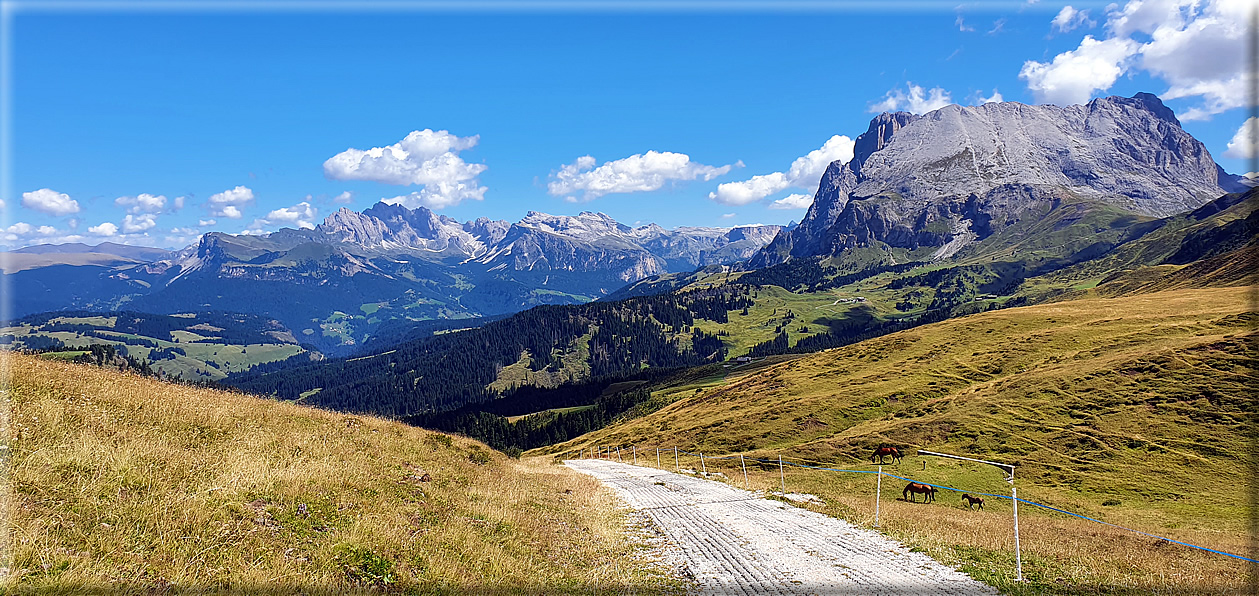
left=4, top=0, right=1254, bottom=248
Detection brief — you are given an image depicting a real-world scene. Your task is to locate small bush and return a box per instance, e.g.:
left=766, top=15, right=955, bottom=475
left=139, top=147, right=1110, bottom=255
left=468, top=448, right=492, bottom=465
left=505, top=446, right=523, bottom=459
left=333, top=544, right=395, bottom=588
left=1102, top=499, right=1121, bottom=506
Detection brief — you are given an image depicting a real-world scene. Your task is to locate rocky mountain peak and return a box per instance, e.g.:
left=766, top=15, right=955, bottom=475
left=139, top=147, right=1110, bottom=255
left=752, top=92, right=1242, bottom=268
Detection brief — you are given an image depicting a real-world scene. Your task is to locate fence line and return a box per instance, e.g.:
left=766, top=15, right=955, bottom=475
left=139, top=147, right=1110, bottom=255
left=565, top=445, right=1258, bottom=565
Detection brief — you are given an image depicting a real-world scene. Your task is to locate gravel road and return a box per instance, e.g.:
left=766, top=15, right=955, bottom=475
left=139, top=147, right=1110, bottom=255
left=566, top=459, right=998, bottom=595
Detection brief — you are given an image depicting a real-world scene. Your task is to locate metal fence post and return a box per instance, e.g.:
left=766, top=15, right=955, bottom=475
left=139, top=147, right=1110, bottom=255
left=875, top=466, right=882, bottom=528
left=1012, top=472, right=1023, bottom=582
left=633, top=446, right=637, bottom=465
left=700, top=453, right=706, bottom=474
left=617, top=446, right=622, bottom=462
left=740, top=455, right=749, bottom=490
left=657, top=448, right=661, bottom=469
left=674, top=447, right=680, bottom=472
left=779, top=455, right=786, bottom=494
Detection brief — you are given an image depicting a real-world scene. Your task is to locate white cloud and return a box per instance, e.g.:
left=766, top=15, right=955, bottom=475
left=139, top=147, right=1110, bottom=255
left=21, top=188, right=80, bottom=216
left=207, top=185, right=254, bottom=219
left=1022, top=0, right=1250, bottom=119
left=333, top=191, right=354, bottom=204
left=1018, top=35, right=1138, bottom=105
left=198, top=219, right=217, bottom=227
left=122, top=213, right=158, bottom=234
left=88, top=222, right=118, bottom=237
left=4, top=222, right=56, bottom=238
left=710, top=135, right=856, bottom=207
left=955, top=15, right=975, bottom=32
left=869, top=83, right=953, bottom=114
left=324, top=129, right=487, bottom=209
left=173, top=196, right=186, bottom=210
left=720, top=213, right=736, bottom=219
left=768, top=194, right=815, bottom=210
left=169, top=227, right=200, bottom=235
left=1224, top=117, right=1258, bottom=159
left=114, top=193, right=166, bottom=214
left=975, top=88, right=1005, bottom=104
left=548, top=151, right=733, bottom=202
left=1051, top=6, right=1095, bottom=32
left=0, top=199, right=6, bottom=209
left=264, top=201, right=318, bottom=229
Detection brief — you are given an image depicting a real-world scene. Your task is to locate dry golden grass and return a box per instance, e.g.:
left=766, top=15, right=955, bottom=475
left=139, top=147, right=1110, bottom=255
left=4, top=353, right=681, bottom=594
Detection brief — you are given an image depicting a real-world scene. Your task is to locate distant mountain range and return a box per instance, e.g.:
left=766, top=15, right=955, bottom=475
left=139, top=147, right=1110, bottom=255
left=3, top=207, right=779, bottom=353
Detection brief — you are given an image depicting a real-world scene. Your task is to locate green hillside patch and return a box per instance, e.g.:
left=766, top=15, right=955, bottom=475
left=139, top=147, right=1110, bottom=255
left=545, top=286, right=1254, bottom=594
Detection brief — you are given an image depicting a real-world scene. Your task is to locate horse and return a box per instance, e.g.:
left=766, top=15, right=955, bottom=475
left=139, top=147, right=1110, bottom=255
left=961, top=494, right=984, bottom=510
left=871, top=445, right=903, bottom=465
left=902, top=482, right=937, bottom=503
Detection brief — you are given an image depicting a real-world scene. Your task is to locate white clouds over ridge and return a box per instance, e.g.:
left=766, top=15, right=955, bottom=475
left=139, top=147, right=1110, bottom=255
left=548, top=151, right=734, bottom=202
left=207, top=185, right=254, bottom=219
left=869, top=83, right=953, bottom=115
left=324, top=129, right=487, bottom=210
left=22, top=188, right=80, bottom=216
left=710, top=135, right=855, bottom=209
left=1224, top=117, right=1257, bottom=159
left=1021, top=0, right=1252, bottom=119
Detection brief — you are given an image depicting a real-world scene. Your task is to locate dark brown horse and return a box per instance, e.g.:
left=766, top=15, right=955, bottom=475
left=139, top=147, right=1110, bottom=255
left=871, top=446, right=903, bottom=465
left=961, top=494, right=984, bottom=510
left=902, top=482, right=937, bottom=503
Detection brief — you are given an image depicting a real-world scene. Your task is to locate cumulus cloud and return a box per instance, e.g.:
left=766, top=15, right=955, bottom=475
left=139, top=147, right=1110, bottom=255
left=1224, top=117, right=1258, bottom=159
left=1019, top=36, right=1138, bottom=105
left=1, top=223, right=55, bottom=243
left=955, top=15, right=975, bottom=32
left=264, top=201, right=318, bottom=229
left=548, top=151, right=733, bottom=202
left=709, top=135, right=855, bottom=208
left=122, top=213, right=158, bottom=234
left=21, top=188, right=80, bottom=216
left=333, top=191, right=354, bottom=204
left=324, top=129, right=487, bottom=209
left=207, top=185, right=254, bottom=219
left=115, top=193, right=167, bottom=214
left=869, top=83, right=953, bottom=115
left=198, top=219, right=217, bottom=227
left=768, top=194, right=815, bottom=210
left=975, top=88, right=1005, bottom=104
left=1021, top=0, right=1250, bottom=119
left=173, top=196, right=185, bottom=210
left=88, top=222, right=118, bottom=236
left=1051, top=6, right=1095, bottom=32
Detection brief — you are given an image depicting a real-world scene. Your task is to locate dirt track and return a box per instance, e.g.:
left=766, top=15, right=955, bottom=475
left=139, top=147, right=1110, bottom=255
left=567, top=459, right=997, bottom=595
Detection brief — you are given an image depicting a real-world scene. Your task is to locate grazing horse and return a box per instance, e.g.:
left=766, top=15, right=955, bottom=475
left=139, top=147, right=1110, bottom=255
left=871, top=446, right=903, bottom=465
left=902, top=482, right=937, bottom=503
left=961, top=494, right=984, bottom=510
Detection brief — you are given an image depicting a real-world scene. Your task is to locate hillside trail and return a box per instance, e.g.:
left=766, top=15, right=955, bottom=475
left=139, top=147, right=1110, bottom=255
left=566, top=459, right=997, bottom=595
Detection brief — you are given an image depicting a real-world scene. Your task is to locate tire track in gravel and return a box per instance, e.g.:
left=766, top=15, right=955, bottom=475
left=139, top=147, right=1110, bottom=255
left=567, top=459, right=998, bottom=596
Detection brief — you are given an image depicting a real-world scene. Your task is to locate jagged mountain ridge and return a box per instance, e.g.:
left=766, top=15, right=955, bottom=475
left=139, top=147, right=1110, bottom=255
left=7, top=206, right=780, bottom=353
left=752, top=93, right=1245, bottom=268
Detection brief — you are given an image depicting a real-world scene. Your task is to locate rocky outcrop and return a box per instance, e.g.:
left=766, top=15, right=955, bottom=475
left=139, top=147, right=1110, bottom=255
left=751, top=93, right=1241, bottom=267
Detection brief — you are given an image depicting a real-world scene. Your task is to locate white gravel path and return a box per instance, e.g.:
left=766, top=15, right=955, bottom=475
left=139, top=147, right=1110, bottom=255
left=567, top=459, right=998, bottom=596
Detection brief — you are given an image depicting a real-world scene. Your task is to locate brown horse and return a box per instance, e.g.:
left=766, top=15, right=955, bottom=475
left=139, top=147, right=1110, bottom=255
left=902, top=482, right=937, bottom=503
left=961, top=494, right=984, bottom=510
left=871, top=446, right=903, bottom=465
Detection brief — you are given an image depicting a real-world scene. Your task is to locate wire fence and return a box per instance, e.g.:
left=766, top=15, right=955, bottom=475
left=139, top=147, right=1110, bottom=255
left=564, top=445, right=1258, bottom=566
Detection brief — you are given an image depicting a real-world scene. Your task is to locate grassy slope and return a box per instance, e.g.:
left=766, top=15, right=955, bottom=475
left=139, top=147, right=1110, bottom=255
left=2, top=315, right=311, bottom=381
left=5, top=354, right=679, bottom=594
left=541, top=286, right=1256, bottom=594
